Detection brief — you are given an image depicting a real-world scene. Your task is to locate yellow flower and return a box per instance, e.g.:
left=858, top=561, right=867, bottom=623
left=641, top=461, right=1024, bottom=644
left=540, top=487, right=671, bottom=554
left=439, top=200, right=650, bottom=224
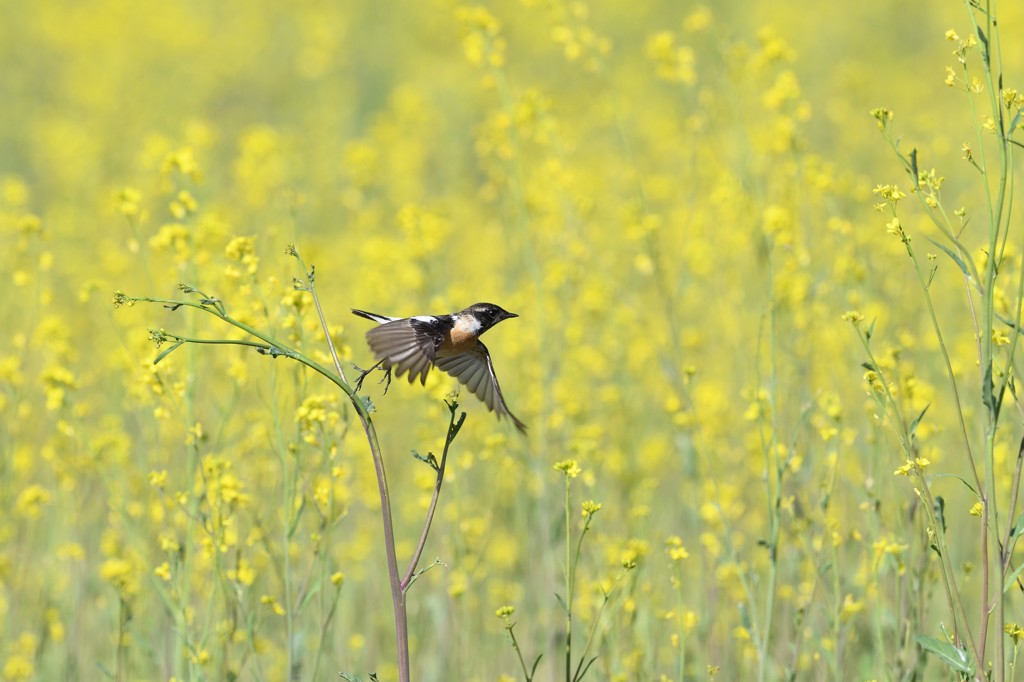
left=148, top=469, right=168, bottom=489
left=225, top=235, right=259, bottom=275
left=554, top=459, right=582, bottom=478
left=456, top=6, right=506, bottom=68
left=666, top=536, right=690, bottom=561
left=683, top=6, right=712, bottom=32
left=871, top=107, right=894, bottom=130
left=645, top=31, right=696, bottom=84
left=260, top=595, right=285, bottom=616
left=840, top=593, right=864, bottom=618
left=495, top=605, right=516, bottom=619
left=115, top=187, right=142, bottom=217
left=229, top=558, right=256, bottom=586
left=169, top=190, right=197, bottom=218
left=154, top=562, right=172, bottom=582
left=100, top=557, right=140, bottom=597
left=162, top=147, right=201, bottom=182
left=15, top=484, right=52, bottom=518
left=581, top=500, right=602, bottom=518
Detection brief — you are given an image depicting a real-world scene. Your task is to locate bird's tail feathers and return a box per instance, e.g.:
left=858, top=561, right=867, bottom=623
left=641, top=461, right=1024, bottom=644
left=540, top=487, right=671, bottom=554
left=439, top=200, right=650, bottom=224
left=351, top=308, right=397, bottom=324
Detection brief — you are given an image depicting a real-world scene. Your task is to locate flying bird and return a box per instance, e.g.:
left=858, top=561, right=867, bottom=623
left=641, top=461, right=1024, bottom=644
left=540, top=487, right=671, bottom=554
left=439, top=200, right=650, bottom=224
left=351, top=302, right=527, bottom=433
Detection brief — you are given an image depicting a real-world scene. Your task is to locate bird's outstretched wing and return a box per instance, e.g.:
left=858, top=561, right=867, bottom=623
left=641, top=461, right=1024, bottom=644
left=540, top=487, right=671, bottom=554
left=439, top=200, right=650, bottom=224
left=363, top=317, right=443, bottom=385
left=434, top=341, right=527, bottom=433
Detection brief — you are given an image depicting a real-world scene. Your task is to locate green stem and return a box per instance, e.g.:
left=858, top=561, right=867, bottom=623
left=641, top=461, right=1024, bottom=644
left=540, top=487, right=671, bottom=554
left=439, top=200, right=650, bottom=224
left=565, top=474, right=572, bottom=682
left=757, top=251, right=781, bottom=682
left=401, top=404, right=465, bottom=591
left=507, top=623, right=534, bottom=682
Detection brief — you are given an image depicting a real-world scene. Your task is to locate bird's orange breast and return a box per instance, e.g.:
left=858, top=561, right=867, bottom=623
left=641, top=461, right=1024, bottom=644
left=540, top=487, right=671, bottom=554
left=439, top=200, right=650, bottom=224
left=438, top=318, right=479, bottom=357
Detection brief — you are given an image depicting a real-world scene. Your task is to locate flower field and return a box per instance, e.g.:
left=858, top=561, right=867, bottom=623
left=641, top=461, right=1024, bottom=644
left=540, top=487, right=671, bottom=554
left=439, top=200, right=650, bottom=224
left=3, top=0, right=1024, bottom=680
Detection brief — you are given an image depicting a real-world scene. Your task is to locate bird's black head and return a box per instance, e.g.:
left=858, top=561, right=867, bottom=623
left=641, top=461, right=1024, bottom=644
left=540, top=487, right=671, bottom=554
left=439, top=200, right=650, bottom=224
left=463, top=302, right=518, bottom=331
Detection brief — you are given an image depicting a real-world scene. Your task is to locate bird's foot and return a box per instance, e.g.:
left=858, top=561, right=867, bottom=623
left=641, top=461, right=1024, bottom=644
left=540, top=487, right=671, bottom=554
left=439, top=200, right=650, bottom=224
left=354, top=359, right=384, bottom=393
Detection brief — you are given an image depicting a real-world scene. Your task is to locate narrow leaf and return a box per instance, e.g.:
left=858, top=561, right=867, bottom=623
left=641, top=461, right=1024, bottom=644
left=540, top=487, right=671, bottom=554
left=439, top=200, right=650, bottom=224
left=298, top=580, right=323, bottom=612
left=154, top=341, right=184, bottom=365
left=574, top=655, right=598, bottom=681
left=983, top=362, right=995, bottom=417
left=924, top=237, right=970, bottom=279
left=933, top=495, right=946, bottom=535
left=915, top=635, right=974, bottom=674
left=1011, top=511, right=1024, bottom=541
left=554, top=592, right=569, bottom=616
left=931, top=473, right=979, bottom=496
left=738, top=602, right=752, bottom=631
left=530, top=654, right=544, bottom=678
left=908, top=403, right=930, bottom=442
left=288, top=497, right=306, bottom=539
left=1003, top=562, right=1024, bottom=594
left=1009, top=109, right=1022, bottom=136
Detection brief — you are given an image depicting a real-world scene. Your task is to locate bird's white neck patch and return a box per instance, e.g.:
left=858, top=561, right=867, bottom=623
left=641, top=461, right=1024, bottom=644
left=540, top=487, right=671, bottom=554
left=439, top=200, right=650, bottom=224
left=456, top=315, right=482, bottom=333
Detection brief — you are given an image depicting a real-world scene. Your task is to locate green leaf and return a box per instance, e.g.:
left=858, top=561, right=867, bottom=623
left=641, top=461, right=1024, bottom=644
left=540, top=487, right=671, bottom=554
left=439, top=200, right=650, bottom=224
left=924, top=237, right=970, bottom=279
left=1011, top=512, right=1024, bottom=541
left=908, top=404, right=930, bottom=442
left=574, top=655, right=598, bottom=681
left=287, top=496, right=306, bottom=539
left=554, top=592, right=569, bottom=616
left=931, top=473, right=978, bottom=497
left=983, top=362, right=996, bottom=417
left=1009, top=109, right=1023, bottom=136
left=997, top=313, right=1024, bottom=336
left=738, top=602, right=752, bottom=631
left=933, top=495, right=946, bottom=535
left=411, top=450, right=439, bottom=471
left=154, top=341, right=184, bottom=365
left=297, top=580, right=322, bottom=611
left=915, top=635, right=974, bottom=674
left=1003, top=562, right=1024, bottom=594
left=530, top=654, right=544, bottom=679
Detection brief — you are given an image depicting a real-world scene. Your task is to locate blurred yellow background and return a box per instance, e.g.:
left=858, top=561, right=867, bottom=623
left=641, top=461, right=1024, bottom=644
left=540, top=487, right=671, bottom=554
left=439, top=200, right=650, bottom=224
left=2, top=0, right=1023, bottom=679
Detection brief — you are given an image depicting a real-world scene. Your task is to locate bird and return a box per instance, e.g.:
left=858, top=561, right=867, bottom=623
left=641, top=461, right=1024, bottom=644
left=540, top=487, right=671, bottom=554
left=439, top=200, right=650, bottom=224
left=351, top=302, right=527, bottom=433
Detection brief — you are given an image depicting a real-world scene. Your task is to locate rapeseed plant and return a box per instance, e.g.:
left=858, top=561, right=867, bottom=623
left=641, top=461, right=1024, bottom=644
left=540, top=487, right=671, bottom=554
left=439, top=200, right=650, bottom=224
left=4, top=0, right=1022, bottom=679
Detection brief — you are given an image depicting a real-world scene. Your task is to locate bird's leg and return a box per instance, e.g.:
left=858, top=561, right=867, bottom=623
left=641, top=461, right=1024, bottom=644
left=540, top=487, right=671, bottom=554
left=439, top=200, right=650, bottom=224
left=380, top=366, right=393, bottom=394
left=354, top=359, right=384, bottom=393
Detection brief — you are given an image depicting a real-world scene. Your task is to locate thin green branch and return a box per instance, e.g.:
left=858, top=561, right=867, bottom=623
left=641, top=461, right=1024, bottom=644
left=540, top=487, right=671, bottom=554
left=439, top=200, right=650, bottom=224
left=401, top=401, right=465, bottom=591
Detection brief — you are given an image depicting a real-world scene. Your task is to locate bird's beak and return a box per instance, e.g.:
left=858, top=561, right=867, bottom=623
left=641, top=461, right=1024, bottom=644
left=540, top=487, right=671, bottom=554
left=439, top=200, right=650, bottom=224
left=503, top=311, right=519, bottom=320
